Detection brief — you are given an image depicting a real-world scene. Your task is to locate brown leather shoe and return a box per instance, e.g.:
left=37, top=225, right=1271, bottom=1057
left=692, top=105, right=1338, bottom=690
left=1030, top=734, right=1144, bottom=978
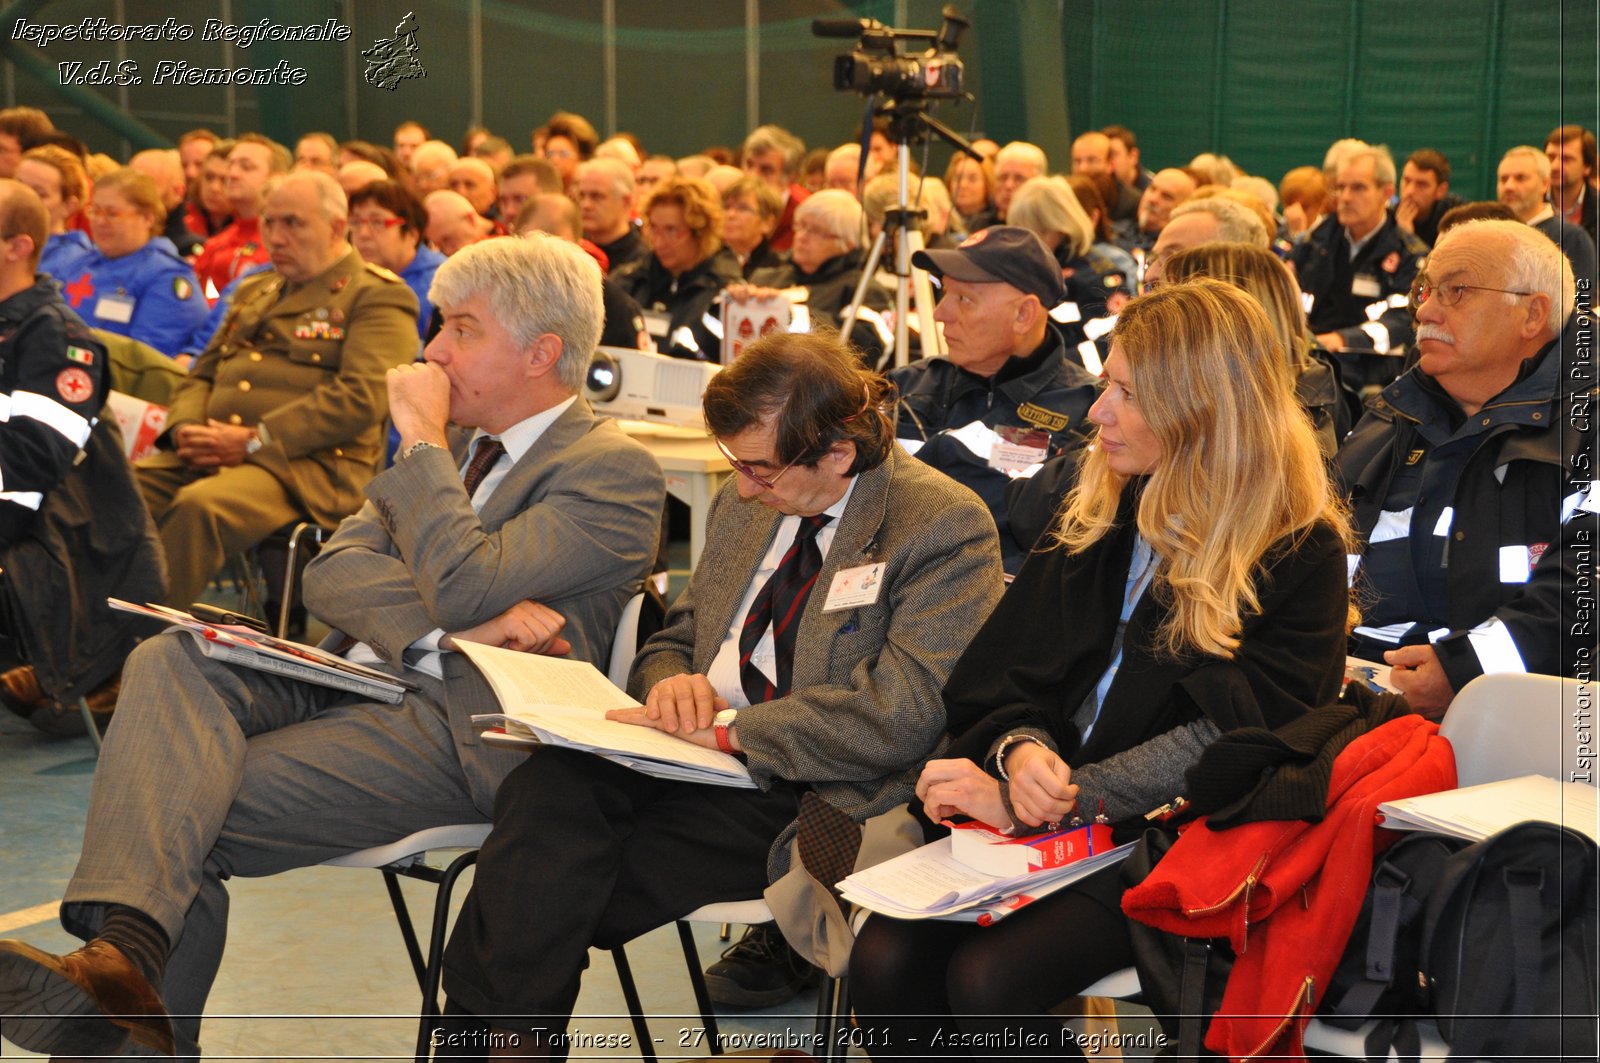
left=0, top=664, right=45, bottom=719
left=0, top=938, right=175, bottom=1056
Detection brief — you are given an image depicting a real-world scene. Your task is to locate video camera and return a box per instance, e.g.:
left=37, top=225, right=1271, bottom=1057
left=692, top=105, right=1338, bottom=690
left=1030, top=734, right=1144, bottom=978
left=815, top=4, right=968, bottom=101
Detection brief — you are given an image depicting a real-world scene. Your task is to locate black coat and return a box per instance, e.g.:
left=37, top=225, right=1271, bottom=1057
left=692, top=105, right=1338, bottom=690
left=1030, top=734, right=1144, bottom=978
left=943, top=485, right=1349, bottom=782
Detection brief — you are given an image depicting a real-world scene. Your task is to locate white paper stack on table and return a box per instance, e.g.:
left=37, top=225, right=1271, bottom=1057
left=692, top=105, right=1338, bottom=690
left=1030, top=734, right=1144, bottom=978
left=1379, top=774, right=1598, bottom=844
left=841, top=822, right=1133, bottom=925
left=457, top=640, right=754, bottom=789
left=107, top=598, right=411, bottom=703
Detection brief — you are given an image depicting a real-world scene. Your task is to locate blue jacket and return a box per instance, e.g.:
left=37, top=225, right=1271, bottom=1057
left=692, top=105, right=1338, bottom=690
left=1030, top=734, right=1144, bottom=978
left=38, top=231, right=95, bottom=285
left=402, top=245, right=446, bottom=338
left=66, top=238, right=208, bottom=357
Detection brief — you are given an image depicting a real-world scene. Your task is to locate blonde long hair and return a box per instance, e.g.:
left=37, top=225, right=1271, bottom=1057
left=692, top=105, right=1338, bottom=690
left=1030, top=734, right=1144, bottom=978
left=1055, top=278, right=1353, bottom=659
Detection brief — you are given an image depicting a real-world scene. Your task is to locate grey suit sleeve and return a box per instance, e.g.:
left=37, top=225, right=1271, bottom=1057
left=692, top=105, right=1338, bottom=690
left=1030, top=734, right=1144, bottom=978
left=736, top=494, right=1003, bottom=789
left=307, top=427, right=665, bottom=660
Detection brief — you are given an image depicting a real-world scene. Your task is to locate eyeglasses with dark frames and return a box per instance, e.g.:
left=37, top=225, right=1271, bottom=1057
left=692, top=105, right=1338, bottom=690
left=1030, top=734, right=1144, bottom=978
left=714, top=438, right=805, bottom=490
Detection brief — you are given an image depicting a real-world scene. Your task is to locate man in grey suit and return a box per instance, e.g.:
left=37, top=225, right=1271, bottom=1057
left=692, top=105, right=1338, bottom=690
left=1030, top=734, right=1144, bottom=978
left=0, top=235, right=665, bottom=1059
left=435, top=332, right=1004, bottom=1055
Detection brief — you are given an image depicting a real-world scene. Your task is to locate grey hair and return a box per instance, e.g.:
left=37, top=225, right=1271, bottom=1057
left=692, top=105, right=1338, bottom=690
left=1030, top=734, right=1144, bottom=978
left=1169, top=197, right=1270, bottom=247
left=996, top=140, right=1048, bottom=174
left=742, top=125, right=805, bottom=172
left=1443, top=219, right=1575, bottom=336
left=429, top=234, right=604, bottom=393
left=266, top=169, right=348, bottom=221
left=1342, top=144, right=1397, bottom=187
left=577, top=156, right=635, bottom=198
left=1007, top=175, right=1094, bottom=258
left=1322, top=138, right=1369, bottom=177
left=795, top=189, right=863, bottom=249
left=1501, top=145, right=1552, bottom=182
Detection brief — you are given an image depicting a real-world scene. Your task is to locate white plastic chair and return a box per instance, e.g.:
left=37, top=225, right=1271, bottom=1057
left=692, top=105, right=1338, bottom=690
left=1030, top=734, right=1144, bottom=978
left=319, top=591, right=654, bottom=1062
left=1079, top=676, right=1594, bottom=1062
left=1437, top=672, right=1589, bottom=786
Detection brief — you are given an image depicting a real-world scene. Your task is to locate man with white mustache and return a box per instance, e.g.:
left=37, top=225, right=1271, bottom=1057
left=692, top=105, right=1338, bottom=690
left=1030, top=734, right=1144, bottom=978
left=1335, top=219, right=1592, bottom=718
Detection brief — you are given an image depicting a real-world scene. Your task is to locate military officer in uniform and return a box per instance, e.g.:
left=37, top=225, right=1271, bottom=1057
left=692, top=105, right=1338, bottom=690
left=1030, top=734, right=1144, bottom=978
left=136, top=170, right=418, bottom=607
left=890, top=227, right=1099, bottom=573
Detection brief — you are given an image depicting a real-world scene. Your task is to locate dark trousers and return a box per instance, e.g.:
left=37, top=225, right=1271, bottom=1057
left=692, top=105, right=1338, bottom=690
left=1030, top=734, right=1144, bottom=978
left=440, top=745, right=800, bottom=1036
left=848, top=871, right=1136, bottom=1059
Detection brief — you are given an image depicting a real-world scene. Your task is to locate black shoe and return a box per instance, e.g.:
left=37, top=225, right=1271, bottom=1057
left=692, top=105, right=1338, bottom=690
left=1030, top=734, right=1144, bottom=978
left=702, top=923, right=817, bottom=1008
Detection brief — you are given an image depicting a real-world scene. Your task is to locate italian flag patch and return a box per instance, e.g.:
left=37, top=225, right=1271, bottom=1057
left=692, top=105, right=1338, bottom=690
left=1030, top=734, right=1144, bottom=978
left=173, top=276, right=194, bottom=300
left=66, top=345, right=95, bottom=365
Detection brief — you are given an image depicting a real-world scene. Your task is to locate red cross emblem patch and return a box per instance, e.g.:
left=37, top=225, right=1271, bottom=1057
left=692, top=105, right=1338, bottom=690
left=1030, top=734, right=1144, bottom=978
left=64, top=272, right=95, bottom=309
left=56, top=366, right=94, bottom=403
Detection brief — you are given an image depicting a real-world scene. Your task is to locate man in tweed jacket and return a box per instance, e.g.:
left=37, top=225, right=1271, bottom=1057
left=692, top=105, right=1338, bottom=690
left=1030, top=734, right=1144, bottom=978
left=437, top=332, right=1003, bottom=1050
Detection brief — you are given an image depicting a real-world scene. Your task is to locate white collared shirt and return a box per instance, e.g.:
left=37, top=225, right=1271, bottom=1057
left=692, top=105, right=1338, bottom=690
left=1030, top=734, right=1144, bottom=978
left=705, top=479, right=857, bottom=708
left=347, top=396, right=578, bottom=678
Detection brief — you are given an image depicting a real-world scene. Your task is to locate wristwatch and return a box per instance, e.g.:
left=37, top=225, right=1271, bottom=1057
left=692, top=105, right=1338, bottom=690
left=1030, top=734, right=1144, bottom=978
left=244, top=431, right=263, bottom=456
left=714, top=707, right=739, bottom=754
left=402, top=439, right=445, bottom=461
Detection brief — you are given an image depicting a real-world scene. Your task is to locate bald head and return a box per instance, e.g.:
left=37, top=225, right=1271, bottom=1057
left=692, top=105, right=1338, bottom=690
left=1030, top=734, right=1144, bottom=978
left=1138, top=168, right=1198, bottom=233
left=448, top=156, right=498, bottom=215
left=518, top=192, right=582, bottom=241
left=425, top=189, right=489, bottom=255
left=338, top=160, right=390, bottom=196
left=411, top=140, right=458, bottom=195
left=129, top=149, right=187, bottom=210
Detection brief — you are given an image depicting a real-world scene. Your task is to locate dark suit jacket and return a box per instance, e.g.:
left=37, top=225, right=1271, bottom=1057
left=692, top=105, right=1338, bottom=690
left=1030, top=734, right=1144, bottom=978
left=305, top=399, right=666, bottom=807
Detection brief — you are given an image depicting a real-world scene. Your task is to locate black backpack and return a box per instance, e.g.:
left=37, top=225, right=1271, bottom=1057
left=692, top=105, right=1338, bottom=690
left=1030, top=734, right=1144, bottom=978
left=1322, top=821, right=1598, bottom=1061
left=1422, top=821, right=1598, bottom=1061
left=1320, top=832, right=1469, bottom=1059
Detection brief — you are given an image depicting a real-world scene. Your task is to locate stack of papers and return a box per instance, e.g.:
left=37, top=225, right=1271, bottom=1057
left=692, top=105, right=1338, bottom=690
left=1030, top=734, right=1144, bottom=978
left=840, top=833, right=1134, bottom=925
left=108, top=598, right=411, bottom=703
left=456, top=640, right=754, bottom=789
left=1378, top=774, right=1598, bottom=844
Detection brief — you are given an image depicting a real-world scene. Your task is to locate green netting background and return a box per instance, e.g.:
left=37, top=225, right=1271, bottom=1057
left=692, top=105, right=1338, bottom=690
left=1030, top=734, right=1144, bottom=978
left=3, top=0, right=1594, bottom=197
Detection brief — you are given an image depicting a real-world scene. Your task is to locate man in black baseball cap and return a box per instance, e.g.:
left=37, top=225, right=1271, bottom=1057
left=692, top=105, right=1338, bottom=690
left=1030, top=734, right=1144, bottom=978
left=892, top=226, right=1100, bottom=572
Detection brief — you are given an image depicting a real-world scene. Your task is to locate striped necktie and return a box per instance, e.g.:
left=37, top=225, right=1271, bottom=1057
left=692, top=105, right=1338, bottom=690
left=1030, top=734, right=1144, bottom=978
left=739, top=513, right=833, bottom=704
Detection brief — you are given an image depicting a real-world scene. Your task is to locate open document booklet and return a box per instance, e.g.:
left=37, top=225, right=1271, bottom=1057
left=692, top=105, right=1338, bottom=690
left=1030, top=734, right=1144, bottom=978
left=841, top=822, right=1134, bottom=925
left=455, top=640, right=754, bottom=789
left=1378, top=774, right=1598, bottom=844
left=107, top=598, right=412, bottom=703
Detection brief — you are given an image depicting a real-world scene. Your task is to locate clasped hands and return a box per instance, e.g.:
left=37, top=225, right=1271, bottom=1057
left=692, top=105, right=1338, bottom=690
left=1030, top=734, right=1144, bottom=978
left=605, top=672, right=732, bottom=752
left=174, top=420, right=256, bottom=468
left=918, top=741, right=1079, bottom=833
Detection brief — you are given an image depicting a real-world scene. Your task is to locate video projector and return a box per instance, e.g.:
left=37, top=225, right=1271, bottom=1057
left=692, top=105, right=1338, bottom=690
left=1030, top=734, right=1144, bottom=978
left=584, top=346, right=720, bottom=430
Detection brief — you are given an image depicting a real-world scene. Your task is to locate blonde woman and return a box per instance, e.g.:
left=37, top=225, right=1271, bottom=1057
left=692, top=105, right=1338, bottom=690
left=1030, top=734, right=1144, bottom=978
left=850, top=279, right=1354, bottom=1057
left=1162, top=240, right=1351, bottom=455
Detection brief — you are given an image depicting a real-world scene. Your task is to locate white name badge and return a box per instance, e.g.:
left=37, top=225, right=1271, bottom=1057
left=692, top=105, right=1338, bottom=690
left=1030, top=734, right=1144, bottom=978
left=1351, top=274, right=1381, bottom=299
left=641, top=309, right=671, bottom=338
left=823, top=562, right=885, bottom=612
left=95, top=292, right=136, bottom=324
left=989, top=440, right=1047, bottom=474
